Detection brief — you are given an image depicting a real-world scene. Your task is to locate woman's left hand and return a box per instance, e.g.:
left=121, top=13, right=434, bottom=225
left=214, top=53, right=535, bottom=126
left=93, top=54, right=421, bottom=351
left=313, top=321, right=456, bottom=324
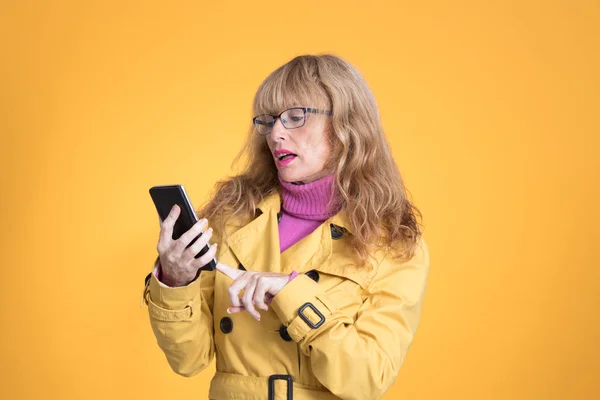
left=216, top=263, right=290, bottom=321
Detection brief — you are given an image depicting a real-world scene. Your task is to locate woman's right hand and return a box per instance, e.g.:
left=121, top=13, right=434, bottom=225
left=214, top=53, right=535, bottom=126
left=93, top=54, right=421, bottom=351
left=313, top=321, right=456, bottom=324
left=156, top=204, right=218, bottom=287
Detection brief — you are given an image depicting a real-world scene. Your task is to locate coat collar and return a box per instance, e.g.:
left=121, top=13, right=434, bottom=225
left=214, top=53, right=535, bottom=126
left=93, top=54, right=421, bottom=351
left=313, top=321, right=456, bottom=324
left=225, top=192, right=283, bottom=276
left=225, top=191, right=375, bottom=289
left=255, top=191, right=353, bottom=234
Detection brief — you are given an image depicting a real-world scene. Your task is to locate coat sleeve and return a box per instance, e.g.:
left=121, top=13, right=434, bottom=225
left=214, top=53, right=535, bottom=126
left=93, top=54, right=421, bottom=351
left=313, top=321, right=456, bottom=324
left=143, top=253, right=217, bottom=377
left=269, top=237, right=430, bottom=400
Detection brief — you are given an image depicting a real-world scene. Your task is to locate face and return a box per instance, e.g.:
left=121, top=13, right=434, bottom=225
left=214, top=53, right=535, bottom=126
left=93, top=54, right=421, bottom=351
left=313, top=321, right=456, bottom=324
left=264, top=108, right=333, bottom=184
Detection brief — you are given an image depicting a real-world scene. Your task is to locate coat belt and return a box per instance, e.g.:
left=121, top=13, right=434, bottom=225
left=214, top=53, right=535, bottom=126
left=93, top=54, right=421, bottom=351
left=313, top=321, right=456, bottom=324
left=209, top=371, right=341, bottom=400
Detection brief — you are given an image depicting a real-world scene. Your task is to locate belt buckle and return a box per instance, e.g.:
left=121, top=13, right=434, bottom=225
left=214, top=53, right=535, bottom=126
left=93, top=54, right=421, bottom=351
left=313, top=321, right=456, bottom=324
left=268, top=374, right=293, bottom=400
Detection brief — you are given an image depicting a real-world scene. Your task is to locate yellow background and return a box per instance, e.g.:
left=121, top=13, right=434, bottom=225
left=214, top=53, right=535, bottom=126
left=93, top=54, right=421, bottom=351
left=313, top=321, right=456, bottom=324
left=1, top=0, right=598, bottom=399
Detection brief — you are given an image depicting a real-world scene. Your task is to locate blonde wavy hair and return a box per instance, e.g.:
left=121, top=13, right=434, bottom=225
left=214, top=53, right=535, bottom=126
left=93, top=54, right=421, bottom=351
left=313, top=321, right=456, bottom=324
left=198, top=54, right=423, bottom=268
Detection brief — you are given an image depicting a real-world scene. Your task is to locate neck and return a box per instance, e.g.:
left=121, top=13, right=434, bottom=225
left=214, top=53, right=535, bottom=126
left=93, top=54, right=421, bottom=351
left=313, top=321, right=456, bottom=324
left=278, top=173, right=340, bottom=220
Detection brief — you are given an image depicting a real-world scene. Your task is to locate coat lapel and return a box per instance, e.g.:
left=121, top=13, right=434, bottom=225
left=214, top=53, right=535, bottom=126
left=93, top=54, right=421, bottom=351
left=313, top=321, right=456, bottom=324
left=225, top=192, right=378, bottom=288
left=279, top=222, right=332, bottom=274
left=226, top=193, right=282, bottom=273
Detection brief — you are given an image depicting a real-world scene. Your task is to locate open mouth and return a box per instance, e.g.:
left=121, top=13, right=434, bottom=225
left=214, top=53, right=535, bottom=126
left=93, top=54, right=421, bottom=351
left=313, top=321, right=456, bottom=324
left=277, top=153, right=297, bottom=161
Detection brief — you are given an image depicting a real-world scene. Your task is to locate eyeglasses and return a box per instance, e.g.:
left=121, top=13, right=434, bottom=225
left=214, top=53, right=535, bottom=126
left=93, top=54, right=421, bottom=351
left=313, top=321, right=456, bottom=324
left=252, top=107, right=332, bottom=136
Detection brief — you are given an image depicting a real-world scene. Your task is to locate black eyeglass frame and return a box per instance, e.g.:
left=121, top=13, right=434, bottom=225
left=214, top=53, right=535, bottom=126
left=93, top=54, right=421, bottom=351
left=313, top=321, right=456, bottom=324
left=252, top=107, right=332, bottom=135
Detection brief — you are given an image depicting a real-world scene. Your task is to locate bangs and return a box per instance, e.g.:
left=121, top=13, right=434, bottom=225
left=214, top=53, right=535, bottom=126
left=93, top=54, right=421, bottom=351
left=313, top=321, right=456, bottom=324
left=252, top=58, right=331, bottom=116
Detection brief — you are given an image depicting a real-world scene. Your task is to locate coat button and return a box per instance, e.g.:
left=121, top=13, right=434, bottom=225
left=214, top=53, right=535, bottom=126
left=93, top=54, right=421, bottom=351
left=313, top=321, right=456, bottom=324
left=238, top=263, right=246, bottom=271
left=279, top=325, right=292, bottom=341
left=220, top=317, right=233, bottom=334
left=330, top=224, right=344, bottom=240
left=305, top=270, right=320, bottom=282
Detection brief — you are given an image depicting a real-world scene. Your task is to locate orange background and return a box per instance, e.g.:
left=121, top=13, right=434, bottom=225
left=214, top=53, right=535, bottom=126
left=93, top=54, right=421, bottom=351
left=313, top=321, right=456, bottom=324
left=1, top=1, right=598, bottom=399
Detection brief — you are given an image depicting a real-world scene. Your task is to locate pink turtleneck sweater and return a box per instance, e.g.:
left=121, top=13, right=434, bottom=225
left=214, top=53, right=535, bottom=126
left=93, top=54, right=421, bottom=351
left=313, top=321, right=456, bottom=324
left=277, top=173, right=339, bottom=253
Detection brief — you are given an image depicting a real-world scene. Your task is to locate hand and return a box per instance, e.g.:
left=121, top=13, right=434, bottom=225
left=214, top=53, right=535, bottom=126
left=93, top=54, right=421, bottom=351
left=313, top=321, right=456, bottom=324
left=156, top=204, right=218, bottom=287
left=216, top=263, right=290, bottom=321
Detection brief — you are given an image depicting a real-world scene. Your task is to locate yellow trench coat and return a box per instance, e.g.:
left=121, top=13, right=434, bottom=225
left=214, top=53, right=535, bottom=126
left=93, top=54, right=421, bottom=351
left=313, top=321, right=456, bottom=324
left=143, top=192, right=430, bottom=400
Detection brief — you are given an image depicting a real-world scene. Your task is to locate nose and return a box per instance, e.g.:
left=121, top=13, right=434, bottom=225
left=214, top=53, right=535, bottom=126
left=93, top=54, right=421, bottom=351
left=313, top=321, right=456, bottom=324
left=269, top=118, right=287, bottom=141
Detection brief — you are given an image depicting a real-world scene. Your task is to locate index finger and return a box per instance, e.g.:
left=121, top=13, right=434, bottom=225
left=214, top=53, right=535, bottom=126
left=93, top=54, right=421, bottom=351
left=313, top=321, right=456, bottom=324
left=216, top=262, right=244, bottom=280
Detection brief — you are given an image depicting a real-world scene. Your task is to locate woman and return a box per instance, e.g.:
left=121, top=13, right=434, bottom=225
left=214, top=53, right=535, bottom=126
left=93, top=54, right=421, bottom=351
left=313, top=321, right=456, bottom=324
left=143, top=54, right=430, bottom=400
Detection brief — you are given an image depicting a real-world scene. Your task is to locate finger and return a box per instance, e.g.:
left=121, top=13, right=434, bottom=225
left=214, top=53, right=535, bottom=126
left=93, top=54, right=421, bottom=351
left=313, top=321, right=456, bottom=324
left=241, top=275, right=261, bottom=320
left=227, top=273, right=250, bottom=308
left=178, top=218, right=208, bottom=248
left=192, top=242, right=218, bottom=268
left=216, top=262, right=244, bottom=281
left=182, top=226, right=213, bottom=262
left=157, top=205, right=180, bottom=253
left=253, top=277, right=270, bottom=311
left=227, top=305, right=245, bottom=313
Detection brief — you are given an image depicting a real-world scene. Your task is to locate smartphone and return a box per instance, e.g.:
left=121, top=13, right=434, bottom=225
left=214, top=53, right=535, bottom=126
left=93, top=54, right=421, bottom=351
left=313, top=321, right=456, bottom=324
left=149, top=184, right=216, bottom=271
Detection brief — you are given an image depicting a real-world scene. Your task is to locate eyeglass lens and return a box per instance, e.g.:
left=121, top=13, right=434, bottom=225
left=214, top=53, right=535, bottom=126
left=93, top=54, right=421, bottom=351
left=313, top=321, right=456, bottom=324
left=254, top=108, right=306, bottom=135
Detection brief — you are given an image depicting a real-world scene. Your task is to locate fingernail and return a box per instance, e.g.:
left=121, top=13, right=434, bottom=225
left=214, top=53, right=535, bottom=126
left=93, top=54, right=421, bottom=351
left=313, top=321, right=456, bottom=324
left=226, top=307, right=231, bottom=314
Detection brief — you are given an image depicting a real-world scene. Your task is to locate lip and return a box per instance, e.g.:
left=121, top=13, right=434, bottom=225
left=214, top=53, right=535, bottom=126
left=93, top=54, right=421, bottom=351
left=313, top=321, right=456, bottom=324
left=273, top=148, right=298, bottom=167
left=274, top=149, right=296, bottom=157
left=277, top=154, right=296, bottom=166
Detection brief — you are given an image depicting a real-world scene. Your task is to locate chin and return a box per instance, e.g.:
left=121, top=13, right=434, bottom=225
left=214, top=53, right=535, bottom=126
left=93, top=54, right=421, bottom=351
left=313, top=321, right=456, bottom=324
left=279, top=170, right=307, bottom=183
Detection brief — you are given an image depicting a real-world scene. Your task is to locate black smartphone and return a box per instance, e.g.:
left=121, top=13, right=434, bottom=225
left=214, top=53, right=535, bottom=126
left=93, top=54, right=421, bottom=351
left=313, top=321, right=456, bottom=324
left=149, top=184, right=216, bottom=271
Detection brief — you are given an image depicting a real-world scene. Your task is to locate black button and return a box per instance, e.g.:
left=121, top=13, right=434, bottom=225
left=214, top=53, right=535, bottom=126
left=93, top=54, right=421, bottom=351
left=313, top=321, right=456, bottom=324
left=330, top=224, right=344, bottom=240
left=144, top=272, right=151, bottom=286
left=238, top=263, right=246, bottom=271
left=279, top=325, right=292, bottom=341
left=220, top=317, right=233, bottom=334
left=305, top=270, right=320, bottom=282
left=277, top=211, right=282, bottom=223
